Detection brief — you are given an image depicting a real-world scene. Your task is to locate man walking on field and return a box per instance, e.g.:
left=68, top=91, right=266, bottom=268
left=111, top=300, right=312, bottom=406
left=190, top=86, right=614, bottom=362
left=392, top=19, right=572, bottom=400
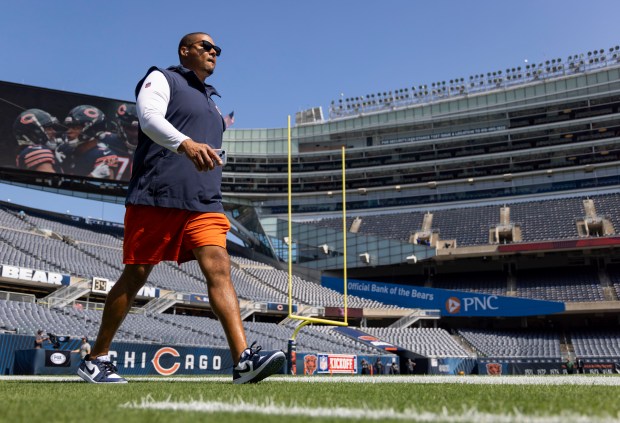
left=77, top=31, right=285, bottom=384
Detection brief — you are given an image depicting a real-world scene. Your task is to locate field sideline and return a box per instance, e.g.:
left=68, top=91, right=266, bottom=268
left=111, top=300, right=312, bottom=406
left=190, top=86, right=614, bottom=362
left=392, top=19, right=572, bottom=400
left=1, top=375, right=620, bottom=422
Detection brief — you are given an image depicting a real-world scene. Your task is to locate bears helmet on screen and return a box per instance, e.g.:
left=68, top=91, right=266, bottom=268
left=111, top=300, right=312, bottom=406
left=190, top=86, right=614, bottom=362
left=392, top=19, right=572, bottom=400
left=13, top=108, right=61, bottom=147
left=115, top=103, right=139, bottom=152
left=63, top=105, right=106, bottom=146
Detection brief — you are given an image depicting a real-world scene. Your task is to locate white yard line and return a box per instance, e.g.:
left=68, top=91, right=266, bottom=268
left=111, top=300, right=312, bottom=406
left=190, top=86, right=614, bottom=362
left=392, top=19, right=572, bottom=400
left=123, top=398, right=620, bottom=423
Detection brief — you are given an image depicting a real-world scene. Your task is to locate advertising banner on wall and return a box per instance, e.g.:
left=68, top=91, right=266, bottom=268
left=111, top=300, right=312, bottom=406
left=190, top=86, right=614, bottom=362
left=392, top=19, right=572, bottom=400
left=427, top=357, right=477, bottom=375
left=322, top=276, right=565, bottom=317
left=316, top=353, right=357, bottom=374
left=92, top=277, right=160, bottom=299
left=324, top=307, right=363, bottom=318
left=267, top=302, right=297, bottom=314
left=188, top=293, right=211, bottom=304
left=335, top=327, right=405, bottom=353
left=582, top=359, right=620, bottom=374
left=10, top=336, right=236, bottom=376
left=0, top=264, right=71, bottom=287
left=478, top=358, right=565, bottom=375
left=44, top=350, right=71, bottom=368
left=99, top=343, right=234, bottom=376
left=293, top=352, right=473, bottom=375
left=294, top=353, right=397, bottom=376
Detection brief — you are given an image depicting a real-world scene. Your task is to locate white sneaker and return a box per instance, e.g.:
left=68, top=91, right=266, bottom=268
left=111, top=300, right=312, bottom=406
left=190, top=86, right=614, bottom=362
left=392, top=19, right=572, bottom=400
left=77, top=354, right=128, bottom=384
left=233, top=342, right=285, bottom=384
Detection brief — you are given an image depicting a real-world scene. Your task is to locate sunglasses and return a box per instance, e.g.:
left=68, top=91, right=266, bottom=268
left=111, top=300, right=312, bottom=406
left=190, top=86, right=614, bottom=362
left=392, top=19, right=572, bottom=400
left=193, top=40, right=221, bottom=56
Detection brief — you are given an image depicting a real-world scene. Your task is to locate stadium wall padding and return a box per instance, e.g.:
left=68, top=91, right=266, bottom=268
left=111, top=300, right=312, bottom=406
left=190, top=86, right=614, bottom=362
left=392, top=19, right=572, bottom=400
left=292, top=352, right=399, bottom=375
left=478, top=357, right=620, bottom=375
left=0, top=334, right=33, bottom=375
left=1, top=334, right=236, bottom=376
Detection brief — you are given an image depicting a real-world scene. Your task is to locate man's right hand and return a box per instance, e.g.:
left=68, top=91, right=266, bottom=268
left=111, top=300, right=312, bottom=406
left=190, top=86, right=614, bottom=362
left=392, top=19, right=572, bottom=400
left=178, top=139, right=222, bottom=172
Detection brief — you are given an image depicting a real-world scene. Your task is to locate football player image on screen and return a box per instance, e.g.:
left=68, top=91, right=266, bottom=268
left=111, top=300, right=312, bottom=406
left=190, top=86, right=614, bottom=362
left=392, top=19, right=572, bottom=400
left=102, top=103, right=138, bottom=181
left=56, top=105, right=119, bottom=179
left=13, top=108, right=62, bottom=173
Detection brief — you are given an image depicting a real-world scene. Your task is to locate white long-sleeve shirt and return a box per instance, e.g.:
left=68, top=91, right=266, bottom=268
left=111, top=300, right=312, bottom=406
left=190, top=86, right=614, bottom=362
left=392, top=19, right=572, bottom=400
left=135, top=70, right=188, bottom=153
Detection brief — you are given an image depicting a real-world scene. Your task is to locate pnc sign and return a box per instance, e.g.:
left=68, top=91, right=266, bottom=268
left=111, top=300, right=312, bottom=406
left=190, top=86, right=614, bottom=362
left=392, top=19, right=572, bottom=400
left=325, top=276, right=565, bottom=317
left=446, top=296, right=500, bottom=314
left=446, top=297, right=461, bottom=314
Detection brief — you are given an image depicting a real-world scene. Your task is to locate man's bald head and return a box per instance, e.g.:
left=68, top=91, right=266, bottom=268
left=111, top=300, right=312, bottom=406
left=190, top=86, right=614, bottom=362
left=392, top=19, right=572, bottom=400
left=178, top=32, right=210, bottom=63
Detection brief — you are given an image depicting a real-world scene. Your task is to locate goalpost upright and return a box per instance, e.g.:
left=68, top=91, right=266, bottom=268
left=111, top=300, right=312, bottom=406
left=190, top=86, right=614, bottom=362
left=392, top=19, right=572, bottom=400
left=286, top=115, right=348, bottom=373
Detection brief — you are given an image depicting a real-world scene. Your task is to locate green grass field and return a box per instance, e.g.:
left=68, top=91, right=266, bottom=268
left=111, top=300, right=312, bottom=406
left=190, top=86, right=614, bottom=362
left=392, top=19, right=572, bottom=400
left=1, top=375, right=619, bottom=423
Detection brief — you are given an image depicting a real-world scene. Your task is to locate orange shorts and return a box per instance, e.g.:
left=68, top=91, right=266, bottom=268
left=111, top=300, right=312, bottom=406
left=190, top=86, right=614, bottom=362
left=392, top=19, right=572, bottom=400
left=123, top=205, right=230, bottom=264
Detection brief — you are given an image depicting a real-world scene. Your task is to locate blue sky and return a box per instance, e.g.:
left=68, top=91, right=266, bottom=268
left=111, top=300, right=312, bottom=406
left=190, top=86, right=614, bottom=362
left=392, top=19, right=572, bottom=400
left=1, top=0, right=619, bottom=222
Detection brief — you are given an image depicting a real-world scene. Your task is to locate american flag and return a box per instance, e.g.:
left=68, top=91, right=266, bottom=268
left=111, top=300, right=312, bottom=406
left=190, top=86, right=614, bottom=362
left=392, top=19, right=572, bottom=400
left=223, top=111, right=235, bottom=128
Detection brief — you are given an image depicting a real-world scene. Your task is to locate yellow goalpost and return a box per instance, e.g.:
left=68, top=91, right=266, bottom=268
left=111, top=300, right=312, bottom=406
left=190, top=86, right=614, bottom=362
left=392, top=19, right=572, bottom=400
left=286, top=115, right=348, bottom=350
